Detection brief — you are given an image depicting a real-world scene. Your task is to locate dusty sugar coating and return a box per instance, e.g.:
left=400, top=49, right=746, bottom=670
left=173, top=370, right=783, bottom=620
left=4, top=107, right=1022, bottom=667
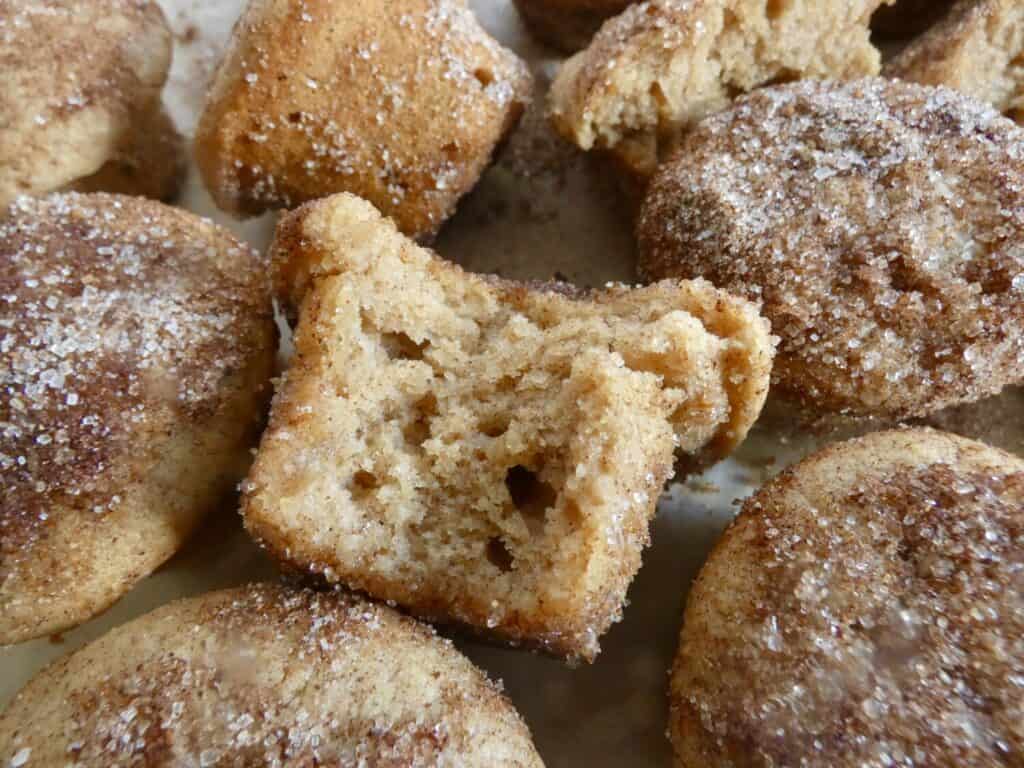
left=671, top=428, right=1024, bottom=768
left=0, top=584, right=544, bottom=767
left=243, top=193, right=773, bottom=662
left=195, top=0, right=532, bottom=240
left=548, top=0, right=887, bottom=183
left=0, top=0, right=185, bottom=206
left=885, top=0, right=1024, bottom=123
left=638, top=78, right=1024, bottom=419
left=872, top=0, right=956, bottom=38
left=512, top=0, right=635, bottom=53
left=0, top=193, right=275, bottom=644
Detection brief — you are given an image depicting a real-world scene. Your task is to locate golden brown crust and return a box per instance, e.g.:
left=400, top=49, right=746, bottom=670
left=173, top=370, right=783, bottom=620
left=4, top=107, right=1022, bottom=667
left=638, top=78, right=1024, bottom=419
left=195, top=0, right=532, bottom=239
left=243, top=193, right=773, bottom=662
left=0, top=193, right=276, bottom=644
left=885, top=0, right=1024, bottom=122
left=0, top=0, right=185, bottom=206
left=671, top=428, right=1024, bottom=767
left=0, top=584, right=544, bottom=767
left=548, top=0, right=887, bottom=177
left=512, top=0, right=634, bottom=52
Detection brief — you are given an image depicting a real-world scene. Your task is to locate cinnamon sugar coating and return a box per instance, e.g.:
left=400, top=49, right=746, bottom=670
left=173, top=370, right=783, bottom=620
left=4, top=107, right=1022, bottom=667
left=672, top=428, right=1024, bottom=767
left=0, top=0, right=185, bottom=206
left=0, top=584, right=544, bottom=767
left=638, top=78, right=1024, bottom=418
left=195, top=0, right=532, bottom=240
left=0, top=193, right=275, bottom=644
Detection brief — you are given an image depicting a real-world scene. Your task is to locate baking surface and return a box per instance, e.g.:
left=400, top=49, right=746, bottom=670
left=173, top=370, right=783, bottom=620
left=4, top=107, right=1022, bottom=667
left=1, top=2, right=1022, bottom=766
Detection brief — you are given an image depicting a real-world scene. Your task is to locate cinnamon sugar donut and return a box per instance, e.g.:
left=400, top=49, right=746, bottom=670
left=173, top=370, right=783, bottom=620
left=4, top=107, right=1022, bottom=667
left=195, top=0, right=532, bottom=240
left=638, top=78, right=1024, bottom=419
left=671, top=428, right=1024, bottom=767
left=0, top=584, right=544, bottom=767
left=512, top=0, right=633, bottom=52
left=0, top=0, right=185, bottom=207
left=548, top=0, right=888, bottom=184
left=243, top=193, right=772, bottom=662
left=0, top=193, right=275, bottom=644
left=885, top=0, right=1024, bottom=122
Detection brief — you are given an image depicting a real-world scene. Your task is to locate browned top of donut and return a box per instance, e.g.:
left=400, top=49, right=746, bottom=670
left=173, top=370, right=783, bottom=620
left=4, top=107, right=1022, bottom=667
left=0, top=193, right=271, bottom=559
left=0, top=585, right=543, bottom=767
left=673, top=428, right=1024, bottom=767
left=638, top=78, right=1024, bottom=418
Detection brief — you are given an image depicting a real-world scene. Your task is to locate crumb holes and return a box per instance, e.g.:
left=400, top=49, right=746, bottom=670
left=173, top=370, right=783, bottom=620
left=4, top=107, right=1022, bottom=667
left=505, top=465, right=557, bottom=528
left=487, top=537, right=514, bottom=573
left=649, top=81, right=668, bottom=109
left=287, top=111, right=302, bottom=123
left=765, top=0, right=787, bottom=20
left=474, top=68, right=494, bottom=87
left=441, top=142, right=459, bottom=159
left=382, top=331, right=429, bottom=361
left=403, top=394, right=437, bottom=447
left=479, top=413, right=510, bottom=438
left=350, top=470, right=380, bottom=500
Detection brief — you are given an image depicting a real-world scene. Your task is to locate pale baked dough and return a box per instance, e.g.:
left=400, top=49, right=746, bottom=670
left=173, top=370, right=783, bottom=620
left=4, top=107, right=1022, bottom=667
left=195, top=0, right=532, bottom=240
left=242, top=193, right=773, bottom=662
left=638, top=78, right=1024, bottom=419
left=512, top=0, right=634, bottom=52
left=548, top=0, right=890, bottom=184
left=0, top=0, right=185, bottom=207
left=0, top=584, right=544, bottom=767
left=671, top=428, right=1024, bottom=767
left=0, top=193, right=275, bottom=644
left=885, top=0, right=1024, bottom=122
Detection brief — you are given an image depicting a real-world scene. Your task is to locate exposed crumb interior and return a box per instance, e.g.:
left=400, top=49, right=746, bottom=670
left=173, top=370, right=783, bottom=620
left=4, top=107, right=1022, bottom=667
left=673, top=431, right=1024, bottom=766
left=550, top=0, right=885, bottom=170
left=245, top=195, right=772, bottom=660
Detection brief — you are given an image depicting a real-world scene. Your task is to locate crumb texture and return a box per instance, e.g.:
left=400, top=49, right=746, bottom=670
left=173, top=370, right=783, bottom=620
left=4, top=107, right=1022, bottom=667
left=548, top=0, right=886, bottom=177
left=885, top=0, right=1024, bottom=122
left=195, top=0, right=532, bottom=238
left=0, top=193, right=275, bottom=643
left=0, top=584, right=544, bottom=767
left=244, top=193, right=772, bottom=661
left=638, top=78, right=1024, bottom=418
left=0, top=0, right=184, bottom=205
left=672, top=428, right=1024, bottom=768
